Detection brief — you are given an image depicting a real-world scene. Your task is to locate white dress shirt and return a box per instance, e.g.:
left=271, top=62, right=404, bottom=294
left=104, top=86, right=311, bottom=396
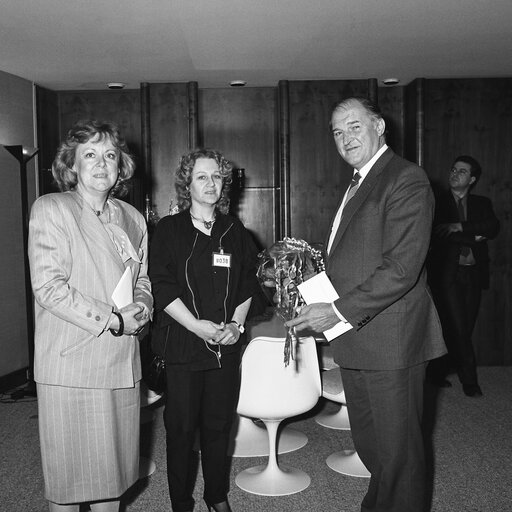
left=328, top=144, right=389, bottom=329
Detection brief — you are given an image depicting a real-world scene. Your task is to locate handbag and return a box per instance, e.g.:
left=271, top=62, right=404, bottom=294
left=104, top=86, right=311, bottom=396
left=140, top=325, right=169, bottom=394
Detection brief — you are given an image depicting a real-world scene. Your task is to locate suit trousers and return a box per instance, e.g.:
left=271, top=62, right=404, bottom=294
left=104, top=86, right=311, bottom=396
left=164, top=352, right=240, bottom=511
left=340, top=363, right=427, bottom=512
left=432, top=265, right=481, bottom=386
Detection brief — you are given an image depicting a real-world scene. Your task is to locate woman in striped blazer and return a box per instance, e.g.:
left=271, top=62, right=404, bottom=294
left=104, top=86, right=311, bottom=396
left=28, top=120, right=152, bottom=512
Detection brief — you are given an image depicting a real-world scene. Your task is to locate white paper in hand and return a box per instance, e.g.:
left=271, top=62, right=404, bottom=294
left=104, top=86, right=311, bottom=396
left=111, top=267, right=133, bottom=309
left=297, top=271, right=352, bottom=341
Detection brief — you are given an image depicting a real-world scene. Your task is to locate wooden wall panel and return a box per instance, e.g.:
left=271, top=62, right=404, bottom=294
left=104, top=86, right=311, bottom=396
left=148, top=83, right=190, bottom=219
left=199, top=87, right=277, bottom=248
left=0, top=71, right=36, bottom=380
left=423, top=78, right=512, bottom=365
left=378, top=85, right=405, bottom=157
left=36, top=86, right=60, bottom=195
left=288, top=80, right=369, bottom=245
left=58, top=90, right=143, bottom=209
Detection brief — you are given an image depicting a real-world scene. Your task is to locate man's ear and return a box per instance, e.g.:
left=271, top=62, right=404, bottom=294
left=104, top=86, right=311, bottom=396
left=470, top=176, right=476, bottom=185
left=376, top=118, right=386, bottom=137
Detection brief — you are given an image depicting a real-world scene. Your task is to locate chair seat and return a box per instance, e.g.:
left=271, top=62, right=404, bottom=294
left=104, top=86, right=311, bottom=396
left=235, top=336, right=321, bottom=496
left=322, top=367, right=343, bottom=397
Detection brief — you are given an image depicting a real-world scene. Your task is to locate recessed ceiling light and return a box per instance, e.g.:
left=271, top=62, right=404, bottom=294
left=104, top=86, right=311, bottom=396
left=107, top=82, right=126, bottom=89
left=382, top=78, right=400, bottom=86
left=230, top=80, right=247, bottom=87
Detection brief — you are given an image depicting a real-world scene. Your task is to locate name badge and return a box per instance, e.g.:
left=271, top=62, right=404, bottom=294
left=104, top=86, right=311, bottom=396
left=213, top=252, right=232, bottom=268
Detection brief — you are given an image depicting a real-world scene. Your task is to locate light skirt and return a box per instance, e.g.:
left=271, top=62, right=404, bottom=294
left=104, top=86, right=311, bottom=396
left=37, top=382, right=140, bottom=504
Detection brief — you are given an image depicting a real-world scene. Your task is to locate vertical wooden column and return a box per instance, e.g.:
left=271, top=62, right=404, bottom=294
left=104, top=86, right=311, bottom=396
left=414, top=78, right=425, bottom=167
left=140, top=82, right=152, bottom=201
left=404, top=78, right=425, bottom=166
left=368, top=78, right=378, bottom=104
left=187, top=81, right=199, bottom=149
left=278, top=80, right=290, bottom=239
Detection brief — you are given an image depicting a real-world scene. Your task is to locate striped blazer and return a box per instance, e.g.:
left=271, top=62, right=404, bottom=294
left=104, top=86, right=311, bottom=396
left=28, top=191, right=152, bottom=389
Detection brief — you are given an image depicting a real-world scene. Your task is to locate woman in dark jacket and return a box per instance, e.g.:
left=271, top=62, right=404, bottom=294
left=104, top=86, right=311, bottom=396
left=149, top=148, right=259, bottom=512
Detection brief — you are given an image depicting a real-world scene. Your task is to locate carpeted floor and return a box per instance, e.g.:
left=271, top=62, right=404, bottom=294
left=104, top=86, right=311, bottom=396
left=1, top=367, right=511, bottom=512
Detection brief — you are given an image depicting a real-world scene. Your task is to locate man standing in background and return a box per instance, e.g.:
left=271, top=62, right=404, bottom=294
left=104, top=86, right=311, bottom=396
left=428, top=155, right=499, bottom=397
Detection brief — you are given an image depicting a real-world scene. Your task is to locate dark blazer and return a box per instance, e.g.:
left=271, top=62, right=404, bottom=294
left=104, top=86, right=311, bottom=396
left=327, top=148, right=446, bottom=370
left=428, top=191, right=500, bottom=289
left=149, top=210, right=260, bottom=370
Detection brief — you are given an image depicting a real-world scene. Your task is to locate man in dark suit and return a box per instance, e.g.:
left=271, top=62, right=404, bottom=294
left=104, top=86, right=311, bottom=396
left=427, top=155, right=499, bottom=397
left=286, top=97, right=446, bottom=512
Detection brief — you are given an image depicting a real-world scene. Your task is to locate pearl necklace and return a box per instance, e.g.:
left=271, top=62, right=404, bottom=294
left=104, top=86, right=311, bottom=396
left=190, top=210, right=216, bottom=230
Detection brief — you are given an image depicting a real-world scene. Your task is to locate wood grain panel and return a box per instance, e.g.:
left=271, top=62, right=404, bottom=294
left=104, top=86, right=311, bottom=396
left=288, top=80, right=369, bottom=246
left=148, top=83, right=190, bottom=220
left=423, top=78, right=512, bottom=364
left=199, top=87, right=277, bottom=246
left=57, top=90, right=143, bottom=209
left=378, top=85, right=405, bottom=157
left=36, top=86, right=60, bottom=195
left=199, top=87, right=277, bottom=189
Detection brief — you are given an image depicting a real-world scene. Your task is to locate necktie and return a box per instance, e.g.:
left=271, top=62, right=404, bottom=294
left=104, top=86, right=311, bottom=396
left=345, top=171, right=361, bottom=207
left=457, top=197, right=471, bottom=257
left=326, top=171, right=362, bottom=254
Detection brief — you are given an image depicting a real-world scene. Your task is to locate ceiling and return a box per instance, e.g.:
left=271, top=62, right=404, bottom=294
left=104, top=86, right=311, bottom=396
left=1, top=0, right=511, bottom=91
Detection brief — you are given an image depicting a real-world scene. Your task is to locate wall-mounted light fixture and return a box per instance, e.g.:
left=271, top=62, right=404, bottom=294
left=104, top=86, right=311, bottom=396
left=230, top=80, right=247, bottom=87
left=2, top=144, right=39, bottom=398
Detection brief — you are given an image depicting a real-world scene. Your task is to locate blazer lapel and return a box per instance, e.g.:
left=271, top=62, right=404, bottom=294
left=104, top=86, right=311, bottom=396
left=71, top=192, right=125, bottom=275
left=328, top=148, right=394, bottom=256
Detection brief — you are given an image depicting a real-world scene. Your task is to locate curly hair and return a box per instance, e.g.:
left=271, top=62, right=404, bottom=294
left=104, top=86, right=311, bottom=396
left=52, top=119, right=135, bottom=197
left=175, top=148, right=233, bottom=214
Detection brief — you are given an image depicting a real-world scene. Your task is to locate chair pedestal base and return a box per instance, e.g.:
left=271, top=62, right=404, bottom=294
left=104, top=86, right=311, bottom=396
left=138, top=456, right=156, bottom=479
left=231, top=416, right=307, bottom=457
left=236, top=464, right=311, bottom=496
left=326, top=450, right=370, bottom=478
left=315, top=404, right=351, bottom=430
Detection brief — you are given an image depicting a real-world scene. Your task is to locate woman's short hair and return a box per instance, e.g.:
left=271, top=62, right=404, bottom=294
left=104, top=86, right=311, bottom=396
left=175, top=148, right=233, bottom=214
left=52, top=119, right=135, bottom=197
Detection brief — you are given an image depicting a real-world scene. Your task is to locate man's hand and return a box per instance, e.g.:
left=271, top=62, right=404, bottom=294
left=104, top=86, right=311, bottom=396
left=434, top=222, right=462, bottom=237
left=284, top=303, right=340, bottom=334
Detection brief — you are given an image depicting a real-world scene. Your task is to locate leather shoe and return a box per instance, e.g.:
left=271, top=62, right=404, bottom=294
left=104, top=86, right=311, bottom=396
left=463, top=384, right=483, bottom=397
left=428, top=377, right=452, bottom=388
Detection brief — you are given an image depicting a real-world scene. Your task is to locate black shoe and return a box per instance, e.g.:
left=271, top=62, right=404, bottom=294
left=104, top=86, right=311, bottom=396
left=435, top=378, right=452, bottom=388
left=428, top=377, right=452, bottom=388
left=205, top=500, right=232, bottom=512
left=463, top=384, right=483, bottom=397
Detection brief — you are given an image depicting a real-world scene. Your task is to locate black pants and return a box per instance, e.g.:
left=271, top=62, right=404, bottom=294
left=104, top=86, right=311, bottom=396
left=164, top=352, right=240, bottom=512
left=433, top=265, right=481, bottom=386
left=341, top=364, right=427, bottom=512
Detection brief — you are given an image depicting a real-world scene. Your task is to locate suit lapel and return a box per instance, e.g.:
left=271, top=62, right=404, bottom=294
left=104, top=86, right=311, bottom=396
left=71, top=192, right=125, bottom=275
left=328, top=148, right=394, bottom=256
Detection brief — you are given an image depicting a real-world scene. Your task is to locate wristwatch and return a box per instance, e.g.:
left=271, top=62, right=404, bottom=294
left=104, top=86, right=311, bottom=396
left=230, top=320, right=245, bottom=333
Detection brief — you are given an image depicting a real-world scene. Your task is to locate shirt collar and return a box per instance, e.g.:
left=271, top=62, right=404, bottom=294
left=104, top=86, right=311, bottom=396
left=356, top=144, right=388, bottom=180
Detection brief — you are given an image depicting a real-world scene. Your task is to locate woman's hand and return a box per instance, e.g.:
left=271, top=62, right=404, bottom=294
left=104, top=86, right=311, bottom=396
left=192, top=319, right=224, bottom=344
left=213, top=322, right=240, bottom=346
left=118, top=303, right=149, bottom=335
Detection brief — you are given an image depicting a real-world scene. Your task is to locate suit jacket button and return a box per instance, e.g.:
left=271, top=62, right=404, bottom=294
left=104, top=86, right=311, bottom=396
left=86, top=311, right=92, bottom=318
left=95, top=315, right=101, bottom=321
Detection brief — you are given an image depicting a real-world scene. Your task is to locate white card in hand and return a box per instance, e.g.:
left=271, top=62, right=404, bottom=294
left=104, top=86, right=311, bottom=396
left=111, top=267, right=133, bottom=309
left=297, top=271, right=352, bottom=341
